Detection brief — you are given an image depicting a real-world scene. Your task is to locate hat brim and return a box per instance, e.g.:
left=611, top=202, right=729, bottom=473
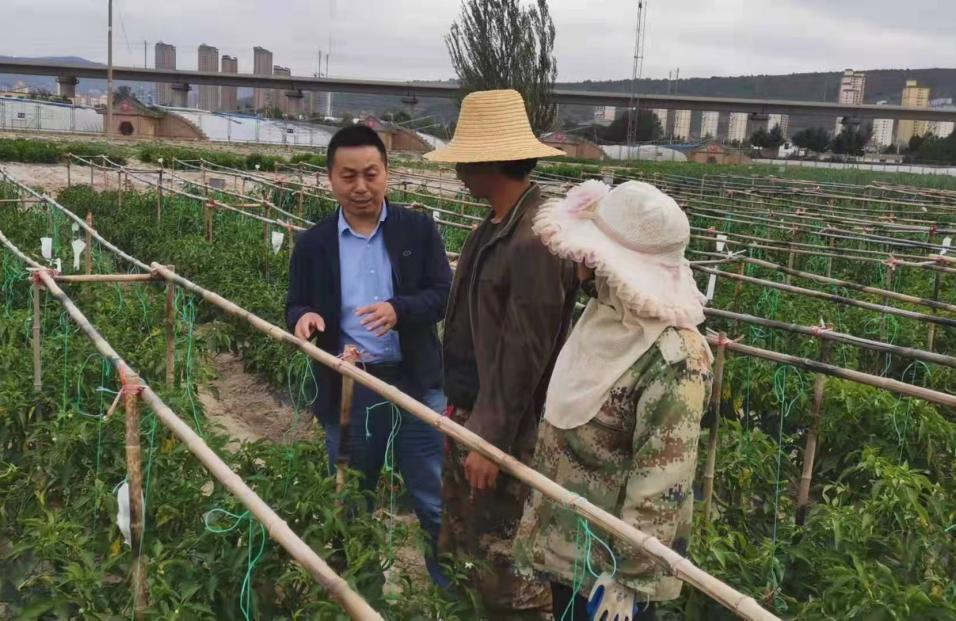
left=533, top=198, right=707, bottom=327
left=424, top=140, right=566, bottom=163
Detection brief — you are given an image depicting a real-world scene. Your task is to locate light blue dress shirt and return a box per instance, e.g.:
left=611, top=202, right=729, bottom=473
left=337, top=205, right=402, bottom=363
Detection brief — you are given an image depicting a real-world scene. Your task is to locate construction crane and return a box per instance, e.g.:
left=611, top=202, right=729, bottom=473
left=625, top=0, right=648, bottom=155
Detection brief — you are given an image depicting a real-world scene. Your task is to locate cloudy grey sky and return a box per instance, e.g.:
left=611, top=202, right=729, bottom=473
left=5, top=0, right=954, bottom=82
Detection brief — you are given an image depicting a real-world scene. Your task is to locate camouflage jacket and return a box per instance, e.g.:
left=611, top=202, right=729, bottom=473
left=513, top=326, right=712, bottom=601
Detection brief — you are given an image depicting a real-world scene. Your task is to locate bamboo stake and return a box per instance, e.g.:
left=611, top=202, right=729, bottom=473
left=32, top=279, right=42, bottom=394
left=156, top=171, right=163, bottom=223
left=67, top=158, right=71, bottom=187
left=123, top=378, right=149, bottom=618
left=335, top=350, right=359, bottom=495
left=796, top=339, right=830, bottom=526
left=702, top=333, right=727, bottom=522
left=118, top=171, right=124, bottom=210
left=297, top=188, right=304, bottom=219
left=149, top=263, right=780, bottom=621
left=165, top=266, right=175, bottom=386
left=33, top=269, right=383, bottom=621
left=90, top=162, right=94, bottom=187
left=84, top=212, right=93, bottom=275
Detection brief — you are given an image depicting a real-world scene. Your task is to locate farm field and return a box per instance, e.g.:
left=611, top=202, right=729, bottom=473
left=1, top=141, right=956, bottom=620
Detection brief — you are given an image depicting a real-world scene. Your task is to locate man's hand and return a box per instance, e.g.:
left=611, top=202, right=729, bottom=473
left=464, top=450, right=500, bottom=491
left=294, top=312, right=326, bottom=340
left=356, top=302, right=397, bottom=337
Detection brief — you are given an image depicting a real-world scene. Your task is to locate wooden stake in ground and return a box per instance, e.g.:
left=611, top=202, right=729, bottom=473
left=84, top=212, right=93, bottom=275
left=67, top=158, right=72, bottom=187
left=165, top=267, right=176, bottom=386
left=122, top=377, right=149, bottom=617
left=796, top=337, right=831, bottom=525
left=335, top=346, right=361, bottom=495
left=702, top=333, right=727, bottom=522
left=32, top=279, right=42, bottom=394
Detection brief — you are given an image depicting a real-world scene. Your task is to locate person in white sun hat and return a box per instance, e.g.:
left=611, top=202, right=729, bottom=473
left=513, top=179, right=714, bottom=621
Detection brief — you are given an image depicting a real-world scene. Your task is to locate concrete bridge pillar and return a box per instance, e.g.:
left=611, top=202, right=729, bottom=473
left=170, top=82, right=191, bottom=108
left=56, top=76, right=78, bottom=102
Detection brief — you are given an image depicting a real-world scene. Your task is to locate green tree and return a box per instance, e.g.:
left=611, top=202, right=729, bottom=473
left=831, top=123, right=873, bottom=156
left=598, top=110, right=662, bottom=143
left=791, top=127, right=831, bottom=152
left=750, top=126, right=784, bottom=148
left=445, top=0, right=557, bottom=134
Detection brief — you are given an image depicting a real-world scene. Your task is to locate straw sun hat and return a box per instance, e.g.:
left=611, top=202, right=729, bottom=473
left=533, top=179, right=707, bottom=327
left=424, top=89, right=565, bottom=163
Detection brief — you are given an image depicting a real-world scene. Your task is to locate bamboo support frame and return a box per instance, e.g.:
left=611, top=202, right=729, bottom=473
left=123, top=378, right=149, bottom=617
left=32, top=280, right=42, bottom=394
left=32, top=268, right=383, bottom=621
left=84, top=212, right=93, bottom=274
left=701, top=333, right=727, bottom=522
left=54, top=273, right=159, bottom=283
left=796, top=340, right=830, bottom=526
left=704, top=307, right=956, bottom=369
left=694, top=265, right=956, bottom=329
left=165, top=267, right=175, bottom=386
left=149, top=263, right=780, bottom=621
left=335, top=371, right=356, bottom=495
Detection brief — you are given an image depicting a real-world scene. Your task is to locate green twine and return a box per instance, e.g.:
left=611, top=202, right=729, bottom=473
left=364, top=401, right=403, bottom=565
left=58, top=311, right=70, bottom=414
left=91, top=358, right=112, bottom=532
left=1, top=259, right=25, bottom=316
left=203, top=508, right=267, bottom=621
left=768, top=365, right=804, bottom=594
left=563, top=515, right=619, bottom=621
left=282, top=353, right=318, bottom=500
left=176, top=291, right=204, bottom=435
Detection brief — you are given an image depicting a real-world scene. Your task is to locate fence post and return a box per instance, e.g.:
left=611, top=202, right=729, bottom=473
left=702, top=332, right=727, bottom=522
left=84, top=212, right=93, bottom=275
left=123, top=378, right=149, bottom=618
left=796, top=337, right=831, bottom=525
left=165, top=266, right=176, bottom=386
left=32, top=278, right=42, bottom=394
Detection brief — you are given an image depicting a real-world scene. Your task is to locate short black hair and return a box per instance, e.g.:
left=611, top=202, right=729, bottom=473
left=497, top=158, right=538, bottom=180
left=327, top=124, right=388, bottom=171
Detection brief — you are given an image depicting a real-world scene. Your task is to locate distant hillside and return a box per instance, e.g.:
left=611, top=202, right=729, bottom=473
left=559, top=68, right=956, bottom=105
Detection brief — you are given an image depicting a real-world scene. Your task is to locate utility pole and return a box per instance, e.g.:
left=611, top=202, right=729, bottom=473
left=106, top=0, right=113, bottom=138
left=625, top=0, right=647, bottom=156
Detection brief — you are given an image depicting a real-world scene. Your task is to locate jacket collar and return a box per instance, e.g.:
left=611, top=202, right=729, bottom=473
left=488, top=183, right=541, bottom=244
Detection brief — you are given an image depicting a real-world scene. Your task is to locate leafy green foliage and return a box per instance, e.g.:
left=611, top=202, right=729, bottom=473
left=0, top=138, right=127, bottom=165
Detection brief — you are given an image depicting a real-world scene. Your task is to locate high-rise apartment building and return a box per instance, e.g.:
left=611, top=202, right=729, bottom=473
left=871, top=101, right=895, bottom=148
left=219, top=55, right=238, bottom=111
left=700, top=111, right=719, bottom=139
left=197, top=44, right=219, bottom=111
left=929, top=98, right=955, bottom=139
left=896, top=80, right=931, bottom=145
left=727, top=112, right=748, bottom=143
left=835, top=69, right=866, bottom=134
left=252, top=46, right=274, bottom=112
left=672, top=110, right=691, bottom=140
left=768, top=114, right=790, bottom=138
left=154, top=42, right=176, bottom=106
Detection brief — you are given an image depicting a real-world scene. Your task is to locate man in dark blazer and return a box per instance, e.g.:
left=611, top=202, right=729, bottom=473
left=285, top=125, right=453, bottom=586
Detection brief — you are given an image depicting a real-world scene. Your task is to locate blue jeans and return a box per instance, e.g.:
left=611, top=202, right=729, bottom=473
left=323, top=383, right=449, bottom=588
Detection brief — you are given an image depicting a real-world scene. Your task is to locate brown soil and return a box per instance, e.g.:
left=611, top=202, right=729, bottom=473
left=198, top=352, right=314, bottom=447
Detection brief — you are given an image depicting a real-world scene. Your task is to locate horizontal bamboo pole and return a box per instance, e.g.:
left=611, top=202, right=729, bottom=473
left=54, top=273, right=161, bottom=283
left=699, top=253, right=956, bottom=314
left=704, top=334, right=956, bottom=408
left=149, top=262, right=779, bottom=621
left=33, top=268, right=382, bottom=621
left=694, top=265, right=956, bottom=328
left=705, top=307, right=956, bottom=369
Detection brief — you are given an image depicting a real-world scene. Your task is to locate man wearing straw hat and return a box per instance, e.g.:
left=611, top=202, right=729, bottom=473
left=425, top=89, right=578, bottom=617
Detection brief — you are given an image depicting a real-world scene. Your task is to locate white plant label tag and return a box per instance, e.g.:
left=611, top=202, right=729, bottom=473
left=54, top=258, right=62, bottom=272
left=705, top=234, right=728, bottom=302
left=40, top=237, right=53, bottom=260
left=71, top=223, right=79, bottom=233
left=941, top=237, right=952, bottom=256
left=116, top=481, right=132, bottom=547
left=270, top=230, right=285, bottom=254
left=71, top=239, right=86, bottom=271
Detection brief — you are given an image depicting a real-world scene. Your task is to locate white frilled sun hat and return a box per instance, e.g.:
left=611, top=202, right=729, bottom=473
left=423, top=89, right=565, bottom=163
left=532, top=179, right=706, bottom=327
